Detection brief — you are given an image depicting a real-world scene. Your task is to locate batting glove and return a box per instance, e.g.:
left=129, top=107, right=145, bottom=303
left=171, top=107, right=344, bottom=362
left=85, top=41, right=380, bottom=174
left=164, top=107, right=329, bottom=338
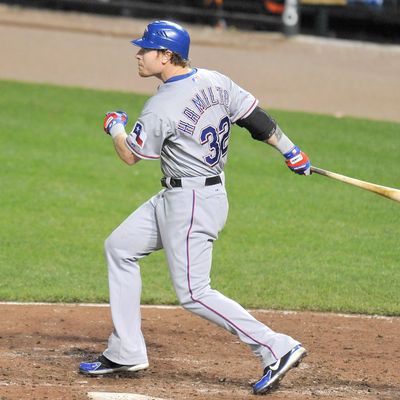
left=103, top=111, right=128, bottom=135
left=284, top=146, right=311, bottom=175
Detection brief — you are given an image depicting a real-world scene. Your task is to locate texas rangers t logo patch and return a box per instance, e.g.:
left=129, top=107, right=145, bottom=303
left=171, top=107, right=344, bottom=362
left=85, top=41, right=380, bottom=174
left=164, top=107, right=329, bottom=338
left=132, top=121, right=146, bottom=149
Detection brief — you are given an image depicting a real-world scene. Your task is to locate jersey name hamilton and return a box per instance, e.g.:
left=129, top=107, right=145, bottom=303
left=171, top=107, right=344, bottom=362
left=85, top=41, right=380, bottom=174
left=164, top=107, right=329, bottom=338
left=126, top=68, right=258, bottom=177
left=177, top=86, right=230, bottom=136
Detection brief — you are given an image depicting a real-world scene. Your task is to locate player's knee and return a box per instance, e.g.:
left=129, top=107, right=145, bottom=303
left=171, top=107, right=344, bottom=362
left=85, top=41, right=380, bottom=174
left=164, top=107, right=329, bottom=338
left=104, top=232, right=126, bottom=262
left=104, top=232, right=141, bottom=268
left=176, top=285, right=209, bottom=310
left=174, top=286, right=193, bottom=308
left=104, top=234, right=116, bottom=256
left=178, top=295, right=193, bottom=310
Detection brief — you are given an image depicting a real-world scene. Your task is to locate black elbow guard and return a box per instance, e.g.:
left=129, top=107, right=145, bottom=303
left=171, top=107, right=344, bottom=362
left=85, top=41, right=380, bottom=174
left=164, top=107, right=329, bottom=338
left=236, top=106, right=276, bottom=141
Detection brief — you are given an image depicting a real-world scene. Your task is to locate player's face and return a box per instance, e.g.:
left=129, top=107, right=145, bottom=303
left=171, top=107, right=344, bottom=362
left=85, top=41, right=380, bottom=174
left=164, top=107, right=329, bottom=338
left=136, top=48, right=164, bottom=77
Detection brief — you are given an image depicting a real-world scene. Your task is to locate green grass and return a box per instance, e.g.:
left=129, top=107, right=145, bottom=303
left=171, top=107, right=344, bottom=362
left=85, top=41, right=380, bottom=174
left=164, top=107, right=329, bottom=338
left=1, top=80, right=399, bottom=315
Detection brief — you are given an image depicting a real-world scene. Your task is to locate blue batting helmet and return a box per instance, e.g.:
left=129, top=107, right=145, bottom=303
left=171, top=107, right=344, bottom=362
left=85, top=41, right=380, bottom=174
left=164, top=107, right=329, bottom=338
left=131, top=20, right=190, bottom=60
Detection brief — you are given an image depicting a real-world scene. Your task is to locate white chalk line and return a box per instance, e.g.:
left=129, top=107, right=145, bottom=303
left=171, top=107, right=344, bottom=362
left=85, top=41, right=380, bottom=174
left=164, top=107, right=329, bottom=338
left=0, top=301, right=397, bottom=320
left=0, top=386, right=168, bottom=400
left=87, top=393, right=168, bottom=400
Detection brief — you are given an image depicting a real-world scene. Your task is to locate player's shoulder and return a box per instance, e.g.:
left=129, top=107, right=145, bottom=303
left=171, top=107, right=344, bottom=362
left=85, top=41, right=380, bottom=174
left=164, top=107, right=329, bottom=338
left=141, top=85, right=179, bottom=120
left=194, top=68, right=234, bottom=91
left=196, top=68, right=229, bottom=81
left=142, top=87, right=169, bottom=109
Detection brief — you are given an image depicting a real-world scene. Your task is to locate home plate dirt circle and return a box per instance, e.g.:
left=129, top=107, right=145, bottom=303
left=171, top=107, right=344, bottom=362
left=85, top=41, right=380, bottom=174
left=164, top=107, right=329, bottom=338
left=1, top=303, right=399, bottom=399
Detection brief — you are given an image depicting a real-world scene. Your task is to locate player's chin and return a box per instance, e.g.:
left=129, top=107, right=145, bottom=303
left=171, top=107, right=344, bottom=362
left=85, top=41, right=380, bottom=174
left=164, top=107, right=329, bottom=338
left=138, top=68, right=151, bottom=78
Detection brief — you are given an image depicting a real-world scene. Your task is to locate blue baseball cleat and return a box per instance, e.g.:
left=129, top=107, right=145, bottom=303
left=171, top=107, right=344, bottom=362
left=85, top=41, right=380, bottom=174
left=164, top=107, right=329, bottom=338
left=253, top=344, right=307, bottom=394
left=79, top=354, right=149, bottom=375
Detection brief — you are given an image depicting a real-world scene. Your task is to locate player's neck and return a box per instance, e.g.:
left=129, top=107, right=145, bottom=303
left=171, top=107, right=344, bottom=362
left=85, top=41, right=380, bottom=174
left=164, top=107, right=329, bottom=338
left=159, top=64, right=192, bottom=83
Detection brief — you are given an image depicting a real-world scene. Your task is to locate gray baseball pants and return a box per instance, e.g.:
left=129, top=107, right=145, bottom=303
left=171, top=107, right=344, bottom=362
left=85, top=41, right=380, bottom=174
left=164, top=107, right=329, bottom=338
left=103, top=174, right=299, bottom=369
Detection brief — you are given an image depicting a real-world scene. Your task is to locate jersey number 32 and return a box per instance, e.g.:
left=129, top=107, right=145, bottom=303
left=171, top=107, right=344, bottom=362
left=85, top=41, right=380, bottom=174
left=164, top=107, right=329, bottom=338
left=200, top=116, right=231, bottom=167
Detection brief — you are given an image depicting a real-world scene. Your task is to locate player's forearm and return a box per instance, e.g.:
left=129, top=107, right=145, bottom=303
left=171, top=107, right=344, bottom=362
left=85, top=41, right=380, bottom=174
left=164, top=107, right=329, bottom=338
left=266, top=126, right=311, bottom=175
left=264, top=125, right=295, bottom=154
left=112, top=134, right=140, bottom=165
left=235, top=107, right=300, bottom=158
left=236, top=107, right=295, bottom=153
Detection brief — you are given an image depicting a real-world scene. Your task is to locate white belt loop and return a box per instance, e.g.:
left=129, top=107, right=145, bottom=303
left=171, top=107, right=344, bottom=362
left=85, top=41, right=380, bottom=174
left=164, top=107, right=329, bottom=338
left=165, top=177, right=173, bottom=189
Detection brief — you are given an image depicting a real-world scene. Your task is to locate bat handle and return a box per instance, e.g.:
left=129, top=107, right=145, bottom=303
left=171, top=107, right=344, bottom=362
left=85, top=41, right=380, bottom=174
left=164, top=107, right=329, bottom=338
left=310, top=166, right=328, bottom=176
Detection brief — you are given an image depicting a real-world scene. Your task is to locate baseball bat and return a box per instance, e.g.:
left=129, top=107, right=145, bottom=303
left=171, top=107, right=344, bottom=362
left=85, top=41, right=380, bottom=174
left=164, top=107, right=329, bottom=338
left=311, top=166, right=400, bottom=203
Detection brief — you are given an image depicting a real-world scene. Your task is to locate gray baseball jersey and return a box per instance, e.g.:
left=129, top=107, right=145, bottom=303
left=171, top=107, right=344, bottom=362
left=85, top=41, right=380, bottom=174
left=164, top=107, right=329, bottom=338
left=103, top=67, right=299, bottom=371
left=125, top=68, right=258, bottom=176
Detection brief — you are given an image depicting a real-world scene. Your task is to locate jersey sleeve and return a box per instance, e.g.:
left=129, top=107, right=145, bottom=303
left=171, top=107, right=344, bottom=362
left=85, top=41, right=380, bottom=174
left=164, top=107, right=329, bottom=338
left=125, top=108, right=168, bottom=160
left=227, top=78, right=259, bottom=123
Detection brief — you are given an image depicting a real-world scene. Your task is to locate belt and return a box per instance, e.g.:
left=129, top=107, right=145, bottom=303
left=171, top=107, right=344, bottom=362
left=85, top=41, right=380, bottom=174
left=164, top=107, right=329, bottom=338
left=161, top=175, right=222, bottom=188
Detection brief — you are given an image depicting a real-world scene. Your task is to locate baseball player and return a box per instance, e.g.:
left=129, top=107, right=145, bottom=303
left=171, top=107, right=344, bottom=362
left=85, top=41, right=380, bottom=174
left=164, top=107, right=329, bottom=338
left=79, top=20, right=310, bottom=394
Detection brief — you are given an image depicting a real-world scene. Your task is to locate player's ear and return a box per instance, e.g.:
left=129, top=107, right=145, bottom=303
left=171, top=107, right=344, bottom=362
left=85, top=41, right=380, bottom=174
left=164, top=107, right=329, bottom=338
left=161, top=50, right=173, bottom=64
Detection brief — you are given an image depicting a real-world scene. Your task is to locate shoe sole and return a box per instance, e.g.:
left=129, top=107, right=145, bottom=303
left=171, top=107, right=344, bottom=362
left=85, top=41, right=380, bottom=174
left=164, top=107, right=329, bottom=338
left=253, top=347, right=307, bottom=394
left=79, top=362, right=149, bottom=375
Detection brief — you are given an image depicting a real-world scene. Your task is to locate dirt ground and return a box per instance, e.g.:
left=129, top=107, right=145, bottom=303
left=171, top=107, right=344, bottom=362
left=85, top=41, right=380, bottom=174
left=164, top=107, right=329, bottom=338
left=0, top=5, right=399, bottom=400
left=1, top=304, right=399, bottom=400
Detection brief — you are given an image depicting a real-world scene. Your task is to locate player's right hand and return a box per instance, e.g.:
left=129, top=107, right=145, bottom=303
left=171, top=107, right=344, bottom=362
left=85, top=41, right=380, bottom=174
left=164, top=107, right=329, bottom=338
left=103, top=111, right=128, bottom=135
left=284, top=146, right=311, bottom=175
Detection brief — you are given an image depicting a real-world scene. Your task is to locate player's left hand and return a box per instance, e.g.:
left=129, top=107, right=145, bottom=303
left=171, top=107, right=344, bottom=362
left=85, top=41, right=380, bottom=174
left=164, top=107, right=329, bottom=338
left=284, top=146, right=311, bottom=175
left=103, top=111, right=128, bottom=135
